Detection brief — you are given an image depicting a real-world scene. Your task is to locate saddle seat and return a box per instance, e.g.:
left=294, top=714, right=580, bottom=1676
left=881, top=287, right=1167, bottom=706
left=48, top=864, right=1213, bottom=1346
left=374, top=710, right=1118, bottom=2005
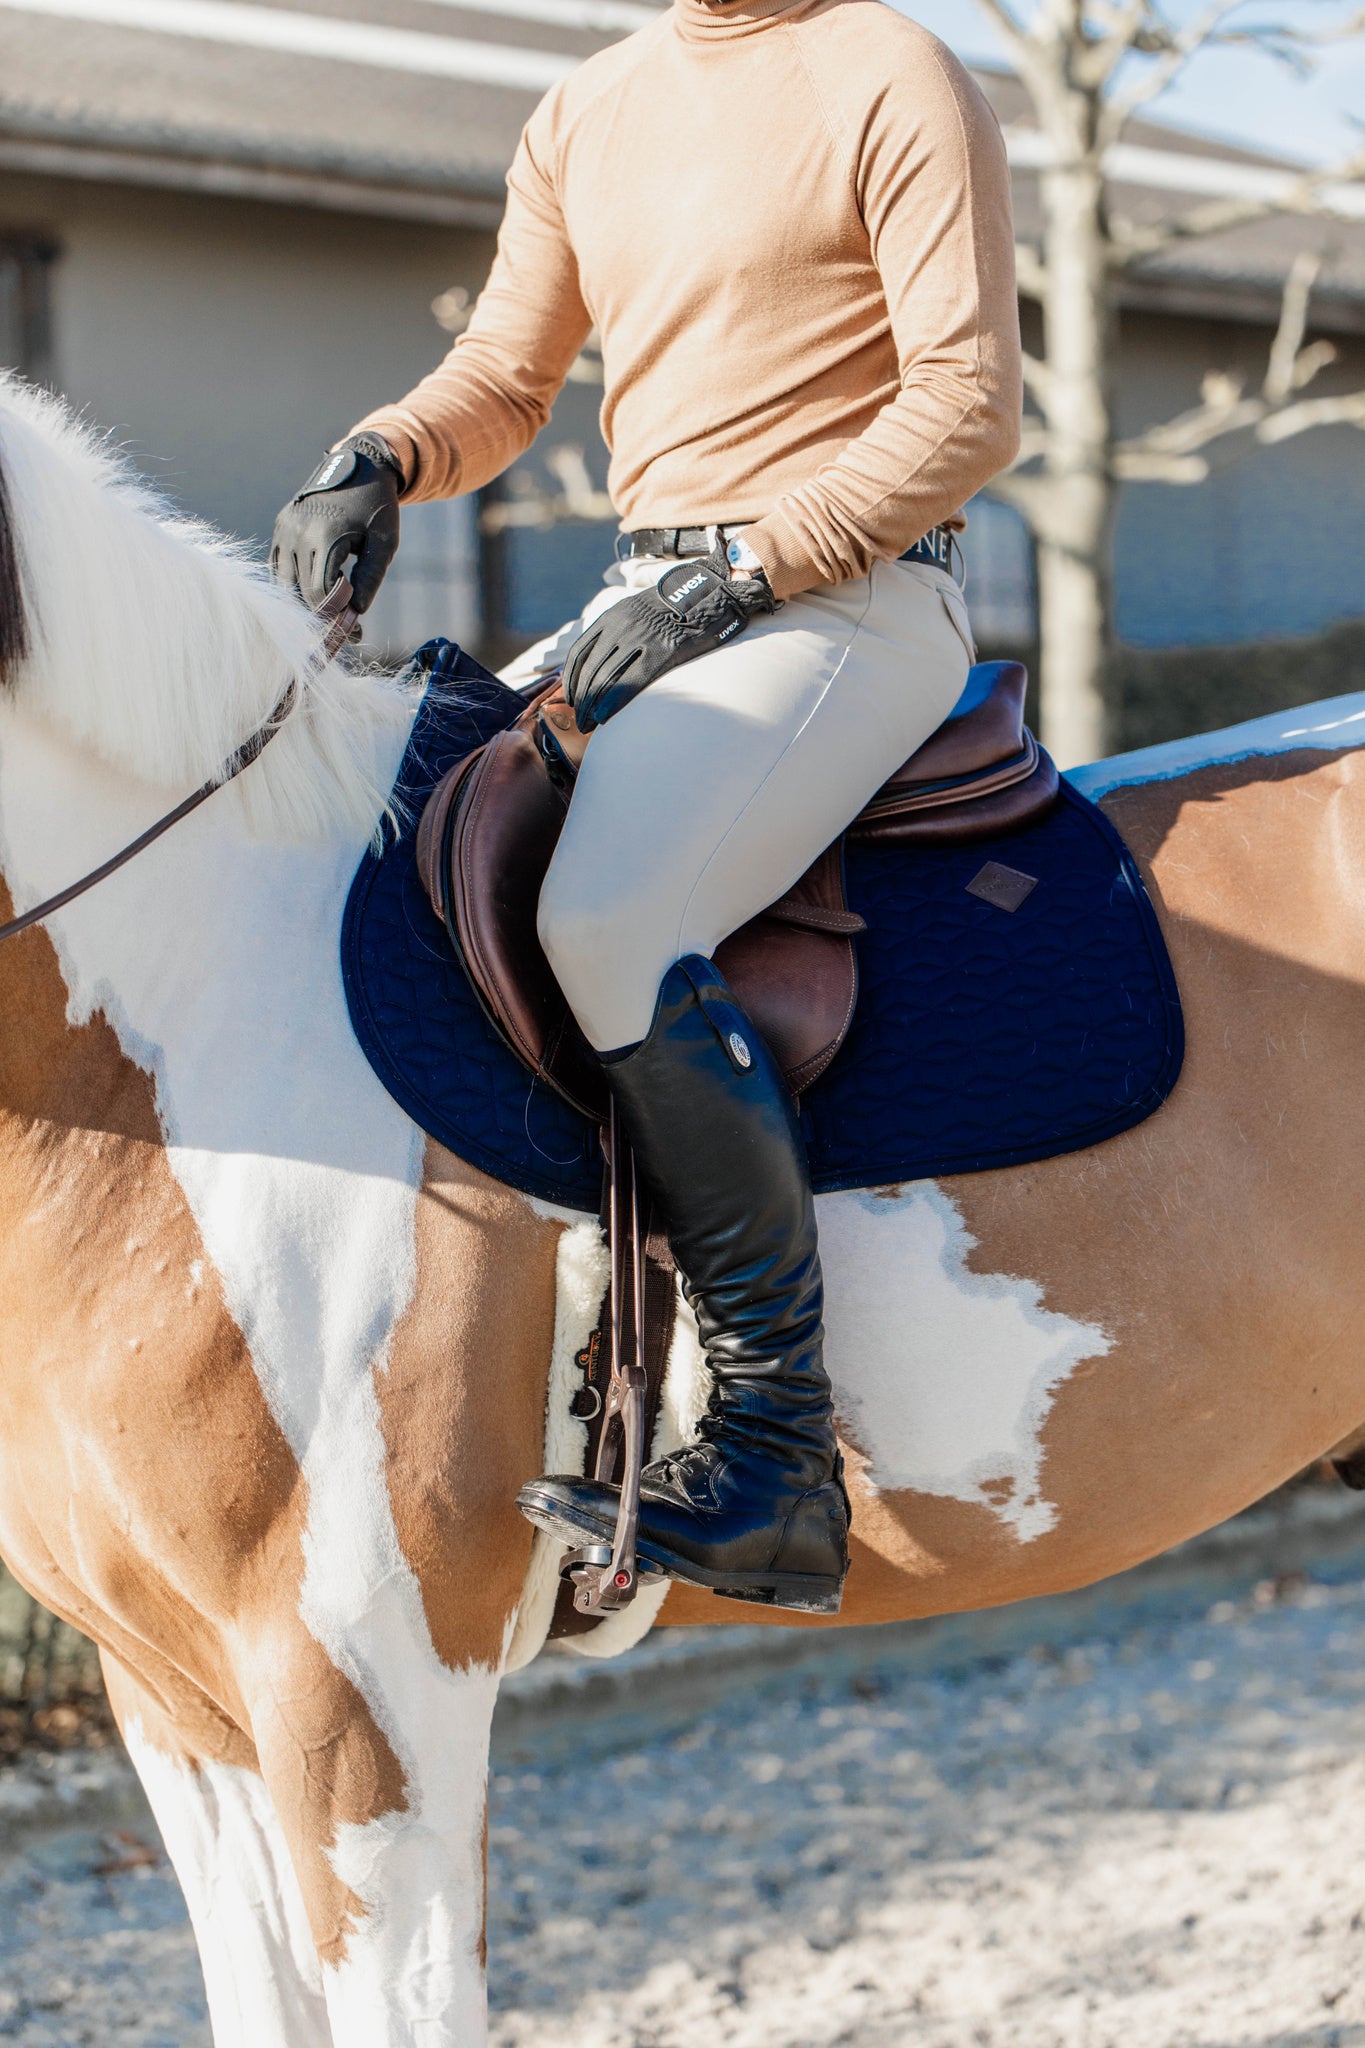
left=416, top=659, right=1057, bottom=1121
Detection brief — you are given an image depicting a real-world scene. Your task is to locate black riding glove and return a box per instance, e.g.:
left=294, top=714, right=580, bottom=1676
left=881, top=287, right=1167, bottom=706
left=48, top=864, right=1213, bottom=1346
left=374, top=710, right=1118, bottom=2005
left=562, top=545, right=781, bottom=733
left=270, top=431, right=403, bottom=614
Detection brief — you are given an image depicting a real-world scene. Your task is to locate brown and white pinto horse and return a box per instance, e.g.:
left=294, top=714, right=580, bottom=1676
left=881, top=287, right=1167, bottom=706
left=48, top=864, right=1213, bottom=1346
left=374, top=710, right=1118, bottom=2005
left=1, top=373, right=1363, bottom=2045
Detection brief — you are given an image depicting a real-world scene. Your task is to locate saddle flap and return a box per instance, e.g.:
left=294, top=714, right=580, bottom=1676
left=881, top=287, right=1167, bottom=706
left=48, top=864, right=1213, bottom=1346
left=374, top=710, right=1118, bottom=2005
left=417, top=701, right=861, bottom=1109
left=718, top=845, right=861, bottom=1096
left=415, top=753, right=476, bottom=919
left=445, top=713, right=610, bottom=1121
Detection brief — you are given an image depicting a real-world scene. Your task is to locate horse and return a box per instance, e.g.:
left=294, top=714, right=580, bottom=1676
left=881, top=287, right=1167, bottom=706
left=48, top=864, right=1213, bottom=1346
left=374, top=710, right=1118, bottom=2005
left=1, top=369, right=1363, bottom=2047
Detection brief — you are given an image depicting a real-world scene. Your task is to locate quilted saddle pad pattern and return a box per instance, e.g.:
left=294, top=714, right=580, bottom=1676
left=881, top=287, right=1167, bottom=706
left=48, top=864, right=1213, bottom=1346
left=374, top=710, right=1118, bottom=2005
left=341, top=642, right=1184, bottom=1212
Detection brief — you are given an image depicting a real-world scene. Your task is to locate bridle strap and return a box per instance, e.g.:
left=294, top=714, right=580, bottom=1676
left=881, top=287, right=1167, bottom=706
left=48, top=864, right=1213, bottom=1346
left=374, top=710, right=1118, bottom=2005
left=0, top=579, right=359, bottom=948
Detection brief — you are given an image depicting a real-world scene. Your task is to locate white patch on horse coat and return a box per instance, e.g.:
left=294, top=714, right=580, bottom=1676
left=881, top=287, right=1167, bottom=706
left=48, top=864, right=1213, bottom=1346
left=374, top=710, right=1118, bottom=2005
left=1068, top=687, right=1365, bottom=801
left=123, top=1721, right=331, bottom=2048
left=817, top=1186, right=1112, bottom=1540
left=321, top=1663, right=502, bottom=2047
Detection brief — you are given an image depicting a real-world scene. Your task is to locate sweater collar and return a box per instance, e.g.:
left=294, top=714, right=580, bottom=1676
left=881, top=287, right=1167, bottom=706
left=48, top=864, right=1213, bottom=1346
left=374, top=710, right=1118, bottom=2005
left=671, top=0, right=823, bottom=41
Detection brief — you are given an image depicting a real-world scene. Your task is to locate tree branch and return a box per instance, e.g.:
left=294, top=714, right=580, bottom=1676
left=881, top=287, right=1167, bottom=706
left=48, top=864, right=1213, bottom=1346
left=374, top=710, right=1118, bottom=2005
left=1115, top=374, right=1263, bottom=462
left=1078, top=0, right=1161, bottom=95
left=1262, top=251, right=1332, bottom=402
left=1015, top=240, right=1048, bottom=300
left=983, top=466, right=1064, bottom=530
left=1109, top=145, right=1365, bottom=267
left=1096, top=0, right=1255, bottom=146
left=964, top=0, right=1033, bottom=60
left=479, top=444, right=613, bottom=531
left=1257, top=389, right=1365, bottom=441
left=1099, top=3, right=1365, bottom=147
left=1020, top=351, right=1054, bottom=409
left=1112, top=449, right=1211, bottom=480
left=1109, top=254, right=1364, bottom=477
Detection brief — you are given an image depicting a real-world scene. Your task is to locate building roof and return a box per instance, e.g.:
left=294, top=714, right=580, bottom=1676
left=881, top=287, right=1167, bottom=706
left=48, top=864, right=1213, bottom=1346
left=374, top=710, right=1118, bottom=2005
left=0, top=0, right=645, bottom=224
left=977, top=71, right=1365, bottom=335
left=2, top=0, right=1363, bottom=322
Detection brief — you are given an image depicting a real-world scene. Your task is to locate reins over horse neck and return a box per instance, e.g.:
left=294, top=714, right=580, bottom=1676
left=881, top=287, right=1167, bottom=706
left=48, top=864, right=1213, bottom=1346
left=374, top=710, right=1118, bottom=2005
left=0, top=579, right=358, bottom=948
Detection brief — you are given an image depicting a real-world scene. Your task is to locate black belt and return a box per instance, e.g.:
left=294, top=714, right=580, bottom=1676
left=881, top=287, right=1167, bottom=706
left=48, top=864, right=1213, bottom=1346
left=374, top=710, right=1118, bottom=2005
left=617, top=525, right=746, bottom=561
left=619, top=523, right=959, bottom=571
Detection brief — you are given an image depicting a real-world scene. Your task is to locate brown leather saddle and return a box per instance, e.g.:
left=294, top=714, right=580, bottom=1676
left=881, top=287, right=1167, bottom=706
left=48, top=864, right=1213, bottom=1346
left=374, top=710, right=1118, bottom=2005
left=414, top=656, right=1054, bottom=1626
left=415, top=659, right=1056, bottom=1124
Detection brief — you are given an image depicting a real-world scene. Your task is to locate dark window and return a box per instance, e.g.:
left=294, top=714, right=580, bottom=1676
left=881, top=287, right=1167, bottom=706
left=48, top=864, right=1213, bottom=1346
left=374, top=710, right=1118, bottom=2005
left=0, top=237, right=58, bottom=385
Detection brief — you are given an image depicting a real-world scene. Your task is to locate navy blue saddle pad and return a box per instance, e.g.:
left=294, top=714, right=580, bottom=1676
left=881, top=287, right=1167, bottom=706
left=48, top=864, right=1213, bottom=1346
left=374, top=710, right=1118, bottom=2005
left=342, top=641, right=1183, bottom=1211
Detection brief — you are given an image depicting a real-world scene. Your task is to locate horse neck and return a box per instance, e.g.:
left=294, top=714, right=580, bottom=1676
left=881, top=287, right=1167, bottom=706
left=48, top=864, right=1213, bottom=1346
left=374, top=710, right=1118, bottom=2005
left=0, top=690, right=433, bottom=1505
left=0, top=694, right=414, bottom=1169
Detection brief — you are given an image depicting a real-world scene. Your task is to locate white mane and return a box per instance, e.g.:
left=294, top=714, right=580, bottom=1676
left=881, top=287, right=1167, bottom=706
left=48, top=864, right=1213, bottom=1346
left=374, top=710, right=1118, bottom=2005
left=0, top=372, right=415, bottom=841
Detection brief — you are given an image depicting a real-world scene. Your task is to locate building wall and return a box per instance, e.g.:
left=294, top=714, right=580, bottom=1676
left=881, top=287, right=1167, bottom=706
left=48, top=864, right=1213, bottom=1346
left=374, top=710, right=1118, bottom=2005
left=1112, top=308, right=1365, bottom=648
left=0, top=169, right=495, bottom=647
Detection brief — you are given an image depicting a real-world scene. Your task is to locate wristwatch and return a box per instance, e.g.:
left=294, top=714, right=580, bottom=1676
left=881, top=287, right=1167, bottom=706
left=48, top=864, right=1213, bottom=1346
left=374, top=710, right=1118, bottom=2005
left=726, top=533, right=767, bottom=579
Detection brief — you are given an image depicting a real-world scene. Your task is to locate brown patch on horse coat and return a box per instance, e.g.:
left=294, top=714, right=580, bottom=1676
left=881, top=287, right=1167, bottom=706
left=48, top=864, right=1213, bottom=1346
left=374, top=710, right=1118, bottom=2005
left=377, top=1140, right=561, bottom=1676
left=0, top=884, right=406, bottom=1961
left=942, top=751, right=1365, bottom=1597
left=663, top=751, right=1365, bottom=1630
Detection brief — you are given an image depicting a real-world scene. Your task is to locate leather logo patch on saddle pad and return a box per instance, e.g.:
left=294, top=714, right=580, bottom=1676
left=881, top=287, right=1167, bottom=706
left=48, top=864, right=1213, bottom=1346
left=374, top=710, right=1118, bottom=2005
left=966, top=861, right=1040, bottom=914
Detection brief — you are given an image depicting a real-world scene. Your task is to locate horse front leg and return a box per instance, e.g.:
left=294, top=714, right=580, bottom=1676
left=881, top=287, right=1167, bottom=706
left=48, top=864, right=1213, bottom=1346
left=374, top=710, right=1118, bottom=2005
left=266, top=1139, right=559, bottom=2046
left=316, top=1682, right=499, bottom=2048
left=234, top=1143, right=556, bottom=2046
left=109, top=1625, right=501, bottom=2048
left=102, top=1656, right=333, bottom=2048
left=231, top=1612, right=502, bottom=2048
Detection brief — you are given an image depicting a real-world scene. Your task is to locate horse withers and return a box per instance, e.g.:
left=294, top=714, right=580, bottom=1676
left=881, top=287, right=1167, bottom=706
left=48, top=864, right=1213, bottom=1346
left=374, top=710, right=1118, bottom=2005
left=1, top=373, right=1363, bottom=2046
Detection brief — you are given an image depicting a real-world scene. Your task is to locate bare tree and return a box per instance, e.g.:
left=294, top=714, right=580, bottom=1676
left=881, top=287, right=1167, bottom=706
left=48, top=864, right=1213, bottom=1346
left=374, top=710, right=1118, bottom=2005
left=978, top=0, right=1365, bottom=763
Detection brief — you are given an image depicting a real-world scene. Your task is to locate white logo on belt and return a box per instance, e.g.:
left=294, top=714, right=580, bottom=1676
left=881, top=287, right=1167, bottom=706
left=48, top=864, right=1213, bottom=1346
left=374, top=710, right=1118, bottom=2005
left=729, top=1031, right=752, bottom=1069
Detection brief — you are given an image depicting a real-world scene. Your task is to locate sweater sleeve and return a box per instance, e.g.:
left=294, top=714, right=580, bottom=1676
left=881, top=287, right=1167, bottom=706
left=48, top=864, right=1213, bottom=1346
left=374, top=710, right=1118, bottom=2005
left=743, top=45, right=1022, bottom=600
left=351, top=93, right=592, bottom=501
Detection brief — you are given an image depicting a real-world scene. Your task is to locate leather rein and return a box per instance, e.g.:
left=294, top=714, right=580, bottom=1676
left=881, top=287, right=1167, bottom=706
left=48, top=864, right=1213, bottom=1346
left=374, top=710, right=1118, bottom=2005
left=0, top=579, right=358, bottom=948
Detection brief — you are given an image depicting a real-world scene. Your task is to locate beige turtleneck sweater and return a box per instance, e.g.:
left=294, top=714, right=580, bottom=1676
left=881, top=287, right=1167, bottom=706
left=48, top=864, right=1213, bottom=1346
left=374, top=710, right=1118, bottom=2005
left=356, top=0, right=1021, bottom=599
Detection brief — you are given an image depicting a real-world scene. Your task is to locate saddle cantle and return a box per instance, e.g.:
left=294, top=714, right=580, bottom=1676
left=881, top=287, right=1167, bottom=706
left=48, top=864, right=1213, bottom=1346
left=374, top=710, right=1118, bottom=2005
left=415, top=660, right=1057, bottom=1120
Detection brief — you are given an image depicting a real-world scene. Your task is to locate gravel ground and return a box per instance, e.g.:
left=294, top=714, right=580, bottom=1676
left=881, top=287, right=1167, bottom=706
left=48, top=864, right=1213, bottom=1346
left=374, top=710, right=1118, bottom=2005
left=4, top=1562, right=1365, bottom=2047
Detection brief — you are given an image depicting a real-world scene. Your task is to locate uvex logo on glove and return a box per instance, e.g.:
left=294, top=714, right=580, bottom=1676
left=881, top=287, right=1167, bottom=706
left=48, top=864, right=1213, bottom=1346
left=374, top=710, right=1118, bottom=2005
left=562, top=547, right=780, bottom=734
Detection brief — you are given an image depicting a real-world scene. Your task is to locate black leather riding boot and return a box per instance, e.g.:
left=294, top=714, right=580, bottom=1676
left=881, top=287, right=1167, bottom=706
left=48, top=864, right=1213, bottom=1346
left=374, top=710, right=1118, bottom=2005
left=517, top=955, right=850, bottom=1614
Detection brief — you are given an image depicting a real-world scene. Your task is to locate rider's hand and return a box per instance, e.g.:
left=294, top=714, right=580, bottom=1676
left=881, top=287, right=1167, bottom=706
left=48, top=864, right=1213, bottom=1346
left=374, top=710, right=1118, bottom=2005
left=562, top=543, right=781, bottom=734
left=271, top=432, right=403, bottom=614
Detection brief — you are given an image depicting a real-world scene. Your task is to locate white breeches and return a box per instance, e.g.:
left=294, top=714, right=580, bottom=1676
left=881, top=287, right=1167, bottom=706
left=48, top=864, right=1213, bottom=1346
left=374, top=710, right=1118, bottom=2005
left=503, top=553, right=975, bottom=1053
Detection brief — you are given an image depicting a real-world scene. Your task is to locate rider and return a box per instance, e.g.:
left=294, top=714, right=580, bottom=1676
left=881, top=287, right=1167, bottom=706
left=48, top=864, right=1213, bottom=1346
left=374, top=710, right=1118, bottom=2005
left=272, top=0, right=1021, bottom=1616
